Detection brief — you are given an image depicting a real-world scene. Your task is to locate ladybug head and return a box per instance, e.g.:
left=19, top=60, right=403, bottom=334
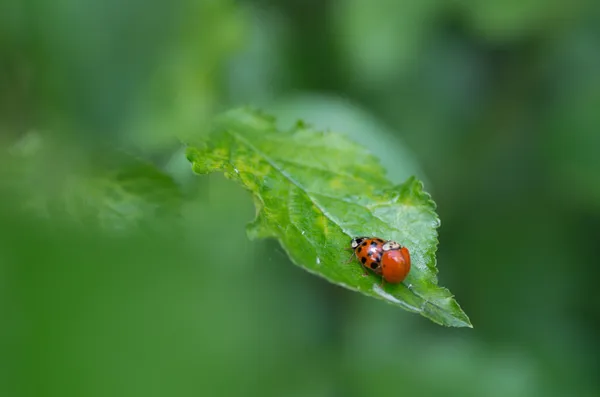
left=382, top=240, right=401, bottom=251
left=351, top=237, right=367, bottom=249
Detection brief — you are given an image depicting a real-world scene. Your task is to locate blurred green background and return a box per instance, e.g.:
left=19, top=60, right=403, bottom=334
left=1, top=0, right=599, bottom=396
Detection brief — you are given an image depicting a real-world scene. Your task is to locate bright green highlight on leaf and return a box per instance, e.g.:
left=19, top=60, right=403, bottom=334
left=186, top=108, right=471, bottom=328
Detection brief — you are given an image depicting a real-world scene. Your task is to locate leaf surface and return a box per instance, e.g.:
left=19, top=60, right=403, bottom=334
left=186, top=108, right=471, bottom=327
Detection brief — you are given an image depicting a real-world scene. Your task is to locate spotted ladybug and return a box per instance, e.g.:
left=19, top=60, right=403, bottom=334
left=349, top=236, right=411, bottom=286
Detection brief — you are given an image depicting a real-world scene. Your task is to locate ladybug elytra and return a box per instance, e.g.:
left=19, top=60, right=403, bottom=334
left=349, top=236, right=411, bottom=286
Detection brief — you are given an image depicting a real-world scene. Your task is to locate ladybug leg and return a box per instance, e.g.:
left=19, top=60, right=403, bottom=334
left=345, top=253, right=355, bottom=264
left=359, top=264, right=369, bottom=276
left=380, top=277, right=386, bottom=288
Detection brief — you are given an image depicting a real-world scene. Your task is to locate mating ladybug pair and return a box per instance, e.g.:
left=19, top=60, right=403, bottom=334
left=347, top=237, right=411, bottom=286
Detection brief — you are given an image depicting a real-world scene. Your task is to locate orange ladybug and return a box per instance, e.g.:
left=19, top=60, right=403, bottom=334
left=349, top=237, right=411, bottom=286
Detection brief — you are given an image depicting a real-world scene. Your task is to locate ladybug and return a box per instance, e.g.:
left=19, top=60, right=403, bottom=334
left=349, top=237, right=411, bottom=286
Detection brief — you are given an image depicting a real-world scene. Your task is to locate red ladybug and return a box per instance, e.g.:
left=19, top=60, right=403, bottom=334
left=349, top=237, right=411, bottom=286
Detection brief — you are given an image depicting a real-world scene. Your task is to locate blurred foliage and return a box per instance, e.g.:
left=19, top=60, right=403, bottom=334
left=1, top=0, right=600, bottom=396
left=3, top=132, right=182, bottom=232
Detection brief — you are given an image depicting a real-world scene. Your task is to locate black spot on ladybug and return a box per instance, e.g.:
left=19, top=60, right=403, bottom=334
left=357, top=247, right=362, bottom=253
left=370, top=241, right=378, bottom=248
left=370, top=262, right=378, bottom=269
left=361, top=257, right=367, bottom=264
left=375, top=238, right=384, bottom=243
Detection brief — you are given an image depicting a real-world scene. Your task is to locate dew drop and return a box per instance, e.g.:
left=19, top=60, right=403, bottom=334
left=316, top=257, right=321, bottom=265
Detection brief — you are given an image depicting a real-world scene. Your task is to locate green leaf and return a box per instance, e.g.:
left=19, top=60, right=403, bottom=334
left=186, top=108, right=471, bottom=328
left=3, top=133, right=183, bottom=232
left=60, top=151, right=183, bottom=232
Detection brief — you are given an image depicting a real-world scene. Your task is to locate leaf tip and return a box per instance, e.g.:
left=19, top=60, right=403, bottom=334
left=443, top=300, right=473, bottom=328
left=455, top=317, right=473, bottom=329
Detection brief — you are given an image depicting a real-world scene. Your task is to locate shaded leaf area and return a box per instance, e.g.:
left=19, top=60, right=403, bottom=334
left=2, top=132, right=182, bottom=233
left=186, top=108, right=471, bottom=327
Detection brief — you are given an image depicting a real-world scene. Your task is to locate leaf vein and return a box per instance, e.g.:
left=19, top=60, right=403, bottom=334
left=226, top=130, right=354, bottom=238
